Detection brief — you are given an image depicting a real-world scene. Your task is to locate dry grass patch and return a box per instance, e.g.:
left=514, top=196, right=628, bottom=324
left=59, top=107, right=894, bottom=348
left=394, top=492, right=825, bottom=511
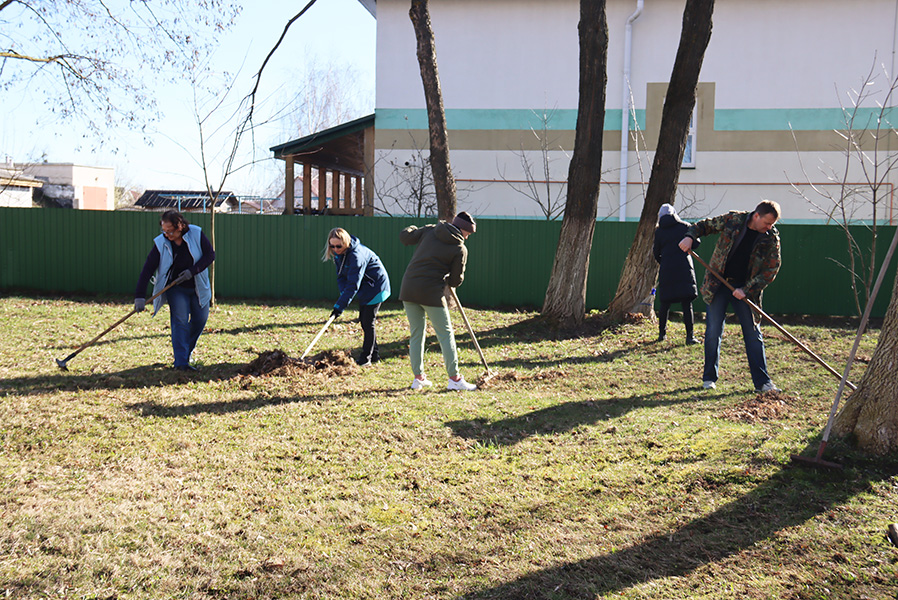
left=0, top=295, right=896, bottom=599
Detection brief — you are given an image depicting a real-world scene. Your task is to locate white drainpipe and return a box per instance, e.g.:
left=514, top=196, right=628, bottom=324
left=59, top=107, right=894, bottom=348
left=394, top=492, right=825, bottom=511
left=619, top=0, right=644, bottom=222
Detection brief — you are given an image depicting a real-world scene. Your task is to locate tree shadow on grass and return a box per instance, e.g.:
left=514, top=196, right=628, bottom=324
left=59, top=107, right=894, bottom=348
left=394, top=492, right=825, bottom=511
left=446, top=388, right=739, bottom=446
left=455, top=447, right=897, bottom=599
left=0, top=361, right=249, bottom=397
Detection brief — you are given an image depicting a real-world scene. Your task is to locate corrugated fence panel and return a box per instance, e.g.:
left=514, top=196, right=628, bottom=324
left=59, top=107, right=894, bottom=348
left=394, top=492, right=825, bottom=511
left=1, top=207, right=895, bottom=317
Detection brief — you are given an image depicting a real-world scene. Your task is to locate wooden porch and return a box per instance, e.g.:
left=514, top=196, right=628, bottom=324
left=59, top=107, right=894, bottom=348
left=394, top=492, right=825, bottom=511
left=270, top=114, right=375, bottom=216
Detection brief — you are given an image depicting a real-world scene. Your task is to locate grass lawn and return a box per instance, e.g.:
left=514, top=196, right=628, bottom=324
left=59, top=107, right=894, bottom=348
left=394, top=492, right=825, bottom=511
left=1, top=294, right=896, bottom=599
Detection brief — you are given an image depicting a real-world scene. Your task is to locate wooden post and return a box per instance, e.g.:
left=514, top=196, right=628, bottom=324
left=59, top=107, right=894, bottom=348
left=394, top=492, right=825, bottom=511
left=363, top=125, right=375, bottom=216
left=284, top=155, right=295, bottom=215
left=333, top=169, right=342, bottom=213
left=318, top=167, right=328, bottom=212
left=344, top=173, right=353, bottom=212
left=303, top=162, right=312, bottom=214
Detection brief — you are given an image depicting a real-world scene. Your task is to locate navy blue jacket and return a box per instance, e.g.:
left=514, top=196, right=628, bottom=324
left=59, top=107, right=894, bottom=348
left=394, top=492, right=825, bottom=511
left=653, top=214, right=700, bottom=304
left=334, top=236, right=391, bottom=310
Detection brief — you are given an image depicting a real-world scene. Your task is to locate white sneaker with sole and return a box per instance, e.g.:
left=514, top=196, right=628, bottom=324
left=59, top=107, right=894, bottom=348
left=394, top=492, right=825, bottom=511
left=447, top=376, right=477, bottom=391
left=702, top=380, right=716, bottom=389
left=410, top=377, right=432, bottom=390
left=756, top=381, right=781, bottom=393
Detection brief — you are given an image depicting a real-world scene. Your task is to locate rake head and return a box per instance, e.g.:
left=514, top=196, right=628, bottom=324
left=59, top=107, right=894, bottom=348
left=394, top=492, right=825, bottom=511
left=789, top=453, right=843, bottom=470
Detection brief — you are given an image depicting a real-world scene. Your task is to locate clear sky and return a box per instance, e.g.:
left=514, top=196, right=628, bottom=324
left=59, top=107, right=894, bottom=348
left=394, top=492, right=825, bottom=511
left=0, top=0, right=376, bottom=198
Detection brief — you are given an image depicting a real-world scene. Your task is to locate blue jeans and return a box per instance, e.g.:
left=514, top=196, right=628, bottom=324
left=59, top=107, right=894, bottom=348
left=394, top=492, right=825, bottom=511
left=167, top=286, right=209, bottom=367
left=703, top=288, right=771, bottom=389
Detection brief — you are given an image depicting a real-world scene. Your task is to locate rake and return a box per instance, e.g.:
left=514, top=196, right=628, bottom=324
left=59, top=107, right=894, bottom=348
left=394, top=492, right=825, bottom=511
left=689, top=249, right=855, bottom=391
left=55, top=272, right=190, bottom=370
left=449, top=287, right=495, bottom=383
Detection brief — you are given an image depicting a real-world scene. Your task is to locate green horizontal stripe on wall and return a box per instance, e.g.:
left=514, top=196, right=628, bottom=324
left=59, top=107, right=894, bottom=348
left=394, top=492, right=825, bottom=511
left=375, top=108, right=646, bottom=132
left=378, top=107, right=897, bottom=133
left=714, top=107, right=897, bottom=131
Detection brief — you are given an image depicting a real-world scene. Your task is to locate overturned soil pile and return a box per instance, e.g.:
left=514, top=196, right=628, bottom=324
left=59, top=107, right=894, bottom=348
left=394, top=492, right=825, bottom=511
left=720, top=391, right=793, bottom=423
left=242, top=349, right=357, bottom=378
left=476, top=369, right=566, bottom=389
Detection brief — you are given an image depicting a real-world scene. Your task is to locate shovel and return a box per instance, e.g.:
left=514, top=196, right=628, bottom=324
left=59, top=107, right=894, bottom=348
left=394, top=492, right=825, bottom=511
left=689, top=249, right=855, bottom=391
left=449, top=287, right=495, bottom=382
left=300, top=315, right=336, bottom=360
left=55, top=272, right=190, bottom=370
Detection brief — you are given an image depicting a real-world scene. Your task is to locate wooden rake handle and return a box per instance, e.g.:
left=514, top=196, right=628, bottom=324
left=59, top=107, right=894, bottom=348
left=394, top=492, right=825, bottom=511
left=449, top=287, right=491, bottom=374
left=57, top=272, right=190, bottom=367
left=689, top=249, right=855, bottom=391
left=300, top=315, right=336, bottom=360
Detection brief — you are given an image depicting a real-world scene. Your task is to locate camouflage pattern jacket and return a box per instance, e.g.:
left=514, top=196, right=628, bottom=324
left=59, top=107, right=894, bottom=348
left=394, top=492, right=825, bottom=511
left=685, top=210, right=780, bottom=318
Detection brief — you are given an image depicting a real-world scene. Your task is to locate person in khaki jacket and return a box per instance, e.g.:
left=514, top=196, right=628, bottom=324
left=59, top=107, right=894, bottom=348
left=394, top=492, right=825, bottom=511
left=399, top=212, right=477, bottom=391
left=679, top=200, right=782, bottom=393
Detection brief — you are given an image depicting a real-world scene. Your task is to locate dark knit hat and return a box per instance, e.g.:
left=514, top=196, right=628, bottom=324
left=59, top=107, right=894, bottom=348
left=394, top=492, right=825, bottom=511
left=451, top=211, right=476, bottom=234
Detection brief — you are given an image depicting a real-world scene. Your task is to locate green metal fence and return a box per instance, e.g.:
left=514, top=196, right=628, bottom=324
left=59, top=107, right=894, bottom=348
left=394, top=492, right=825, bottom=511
left=0, top=207, right=895, bottom=317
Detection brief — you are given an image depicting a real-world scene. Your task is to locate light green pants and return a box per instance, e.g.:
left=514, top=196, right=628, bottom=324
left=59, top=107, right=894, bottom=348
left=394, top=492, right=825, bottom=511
left=403, top=300, right=459, bottom=378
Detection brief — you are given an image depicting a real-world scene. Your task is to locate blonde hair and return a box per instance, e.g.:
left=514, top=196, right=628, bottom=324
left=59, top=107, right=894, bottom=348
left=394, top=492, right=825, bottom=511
left=322, top=227, right=352, bottom=261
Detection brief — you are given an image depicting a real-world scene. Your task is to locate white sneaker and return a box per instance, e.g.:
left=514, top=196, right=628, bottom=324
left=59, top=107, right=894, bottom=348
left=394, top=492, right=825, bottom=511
left=447, top=376, right=477, bottom=391
left=702, top=380, right=716, bottom=389
left=410, top=377, right=432, bottom=390
left=756, top=381, right=781, bottom=393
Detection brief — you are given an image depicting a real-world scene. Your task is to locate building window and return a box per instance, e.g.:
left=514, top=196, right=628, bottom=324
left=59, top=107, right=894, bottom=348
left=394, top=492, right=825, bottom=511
left=682, top=105, right=696, bottom=168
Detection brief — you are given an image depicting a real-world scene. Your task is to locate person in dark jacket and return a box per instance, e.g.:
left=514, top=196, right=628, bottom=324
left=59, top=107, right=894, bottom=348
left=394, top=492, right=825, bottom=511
left=323, top=228, right=391, bottom=366
left=134, top=210, right=215, bottom=371
left=653, top=203, right=700, bottom=344
left=399, top=212, right=477, bottom=392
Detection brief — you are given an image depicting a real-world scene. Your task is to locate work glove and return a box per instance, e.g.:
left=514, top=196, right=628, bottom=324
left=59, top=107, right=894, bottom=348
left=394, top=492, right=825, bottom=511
left=134, top=298, right=146, bottom=313
left=330, top=305, right=343, bottom=319
left=178, top=269, right=193, bottom=282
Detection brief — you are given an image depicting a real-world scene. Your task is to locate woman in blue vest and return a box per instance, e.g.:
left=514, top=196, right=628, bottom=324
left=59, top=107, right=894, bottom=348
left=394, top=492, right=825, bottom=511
left=134, top=210, right=215, bottom=371
left=323, top=227, right=391, bottom=366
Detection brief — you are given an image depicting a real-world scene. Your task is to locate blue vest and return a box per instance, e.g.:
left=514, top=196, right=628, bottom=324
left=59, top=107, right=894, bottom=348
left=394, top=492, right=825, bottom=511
left=151, top=224, right=212, bottom=315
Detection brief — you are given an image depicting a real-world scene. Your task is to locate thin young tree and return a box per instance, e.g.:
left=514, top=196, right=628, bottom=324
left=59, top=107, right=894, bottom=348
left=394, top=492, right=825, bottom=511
left=541, top=0, right=608, bottom=325
left=792, top=62, right=898, bottom=316
left=409, top=0, right=457, bottom=222
left=606, top=0, right=715, bottom=321
left=498, top=108, right=569, bottom=221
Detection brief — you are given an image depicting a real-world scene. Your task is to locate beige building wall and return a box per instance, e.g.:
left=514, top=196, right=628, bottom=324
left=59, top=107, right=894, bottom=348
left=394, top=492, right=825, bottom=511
left=17, top=163, right=115, bottom=210
left=372, top=0, right=898, bottom=223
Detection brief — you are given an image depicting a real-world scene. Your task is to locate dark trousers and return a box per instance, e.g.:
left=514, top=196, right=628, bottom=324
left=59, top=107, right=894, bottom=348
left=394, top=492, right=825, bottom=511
left=658, top=300, right=695, bottom=339
left=358, top=302, right=382, bottom=363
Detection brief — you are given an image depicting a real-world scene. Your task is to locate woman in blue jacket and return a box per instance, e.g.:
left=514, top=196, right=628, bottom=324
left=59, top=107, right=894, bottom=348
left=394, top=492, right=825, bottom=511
left=323, top=228, right=391, bottom=366
left=134, top=210, right=215, bottom=371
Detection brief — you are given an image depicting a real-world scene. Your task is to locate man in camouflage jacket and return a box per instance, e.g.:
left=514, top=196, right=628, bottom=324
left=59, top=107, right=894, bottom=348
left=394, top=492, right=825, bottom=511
left=678, top=201, right=781, bottom=393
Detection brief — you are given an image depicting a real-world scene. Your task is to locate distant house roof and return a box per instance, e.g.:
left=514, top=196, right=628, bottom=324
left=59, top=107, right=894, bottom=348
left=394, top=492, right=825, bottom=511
left=0, top=167, right=42, bottom=189
left=136, top=190, right=238, bottom=210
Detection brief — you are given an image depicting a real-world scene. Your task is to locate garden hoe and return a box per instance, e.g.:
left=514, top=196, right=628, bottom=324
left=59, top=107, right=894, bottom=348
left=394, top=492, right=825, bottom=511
left=449, top=287, right=495, bottom=383
left=790, top=221, right=898, bottom=470
left=55, top=272, right=190, bottom=371
left=300, top=315, right=336, bottom=360
left=689, top=250, right=856, bottom=391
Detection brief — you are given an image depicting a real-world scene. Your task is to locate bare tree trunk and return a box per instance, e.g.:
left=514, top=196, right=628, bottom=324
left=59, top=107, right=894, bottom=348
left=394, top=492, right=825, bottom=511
left=606, top=0, right=714, bottom=321
left=832, top=270, right=898, bottom=454
left=541, top=0, right=608, bottom=326
left=409, top=0, right=457, bottom=222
